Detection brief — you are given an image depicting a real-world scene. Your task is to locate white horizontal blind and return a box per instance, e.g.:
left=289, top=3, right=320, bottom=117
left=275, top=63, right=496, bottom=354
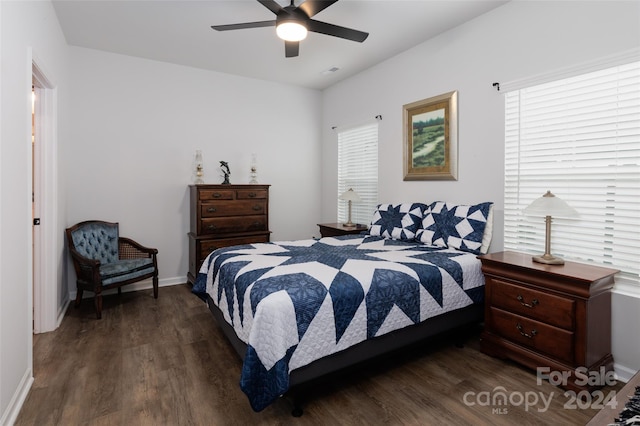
left=338, top=122, right=379, bottom=225
left=504, top=60, right=640, bottom=288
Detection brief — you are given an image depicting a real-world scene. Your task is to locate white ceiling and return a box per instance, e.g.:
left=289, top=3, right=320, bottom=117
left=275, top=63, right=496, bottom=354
left=52, top=0, right=508, bottom=90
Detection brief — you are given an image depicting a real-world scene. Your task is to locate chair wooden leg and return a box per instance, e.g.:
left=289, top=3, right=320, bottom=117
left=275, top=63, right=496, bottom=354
left=153, top=274, right=159, bottom=299
left=94, top=293, right=103, bottom=320
left=74, top=288, right=83, bottom=307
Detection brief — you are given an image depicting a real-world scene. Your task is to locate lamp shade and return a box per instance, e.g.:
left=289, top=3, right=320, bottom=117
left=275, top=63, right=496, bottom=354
left=522, top=191, right=578, bottom=218
left=339, top=188, right=361, bottom=202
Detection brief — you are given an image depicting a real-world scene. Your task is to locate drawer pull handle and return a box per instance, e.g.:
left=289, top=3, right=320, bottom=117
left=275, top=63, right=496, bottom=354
left=248, top=192, right=257, bottom=198
left=516, top=294, right=539, bottom=308
left=207, top=207, right=217, bottom=213
left=207, top=225, right=216, bottom=231
left=516, top=323, right=537, bottom=339
left=213, top=193, right=222, bottom=198
left=252, top=205, right=262, bottom=211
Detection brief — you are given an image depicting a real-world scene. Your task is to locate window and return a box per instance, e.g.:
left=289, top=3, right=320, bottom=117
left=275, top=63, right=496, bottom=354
left=337, top=121, right=379, bottom=225
left=504, top=60, right=640, bottom=290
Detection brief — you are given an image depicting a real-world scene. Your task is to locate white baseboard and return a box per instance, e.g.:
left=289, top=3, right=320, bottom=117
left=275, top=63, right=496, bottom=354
left=56, top=298, right=70, bottom=329
left=0, top=368, right=34, bottom=426
left=614, top=363, right=639, bottom=383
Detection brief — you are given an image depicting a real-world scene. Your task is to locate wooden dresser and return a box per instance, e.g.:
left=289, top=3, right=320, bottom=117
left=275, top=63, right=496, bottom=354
left=187, top=184, right=270, bottom=284
left=479, top=251, right=618, bottom=392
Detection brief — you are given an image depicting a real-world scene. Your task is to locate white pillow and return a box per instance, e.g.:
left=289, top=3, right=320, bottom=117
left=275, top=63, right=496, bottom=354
left=479, top=204, right=494, bottom=254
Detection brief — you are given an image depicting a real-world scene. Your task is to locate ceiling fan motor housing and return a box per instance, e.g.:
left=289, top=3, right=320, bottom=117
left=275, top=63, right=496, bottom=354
left=277, top=6, right=308, bottom=28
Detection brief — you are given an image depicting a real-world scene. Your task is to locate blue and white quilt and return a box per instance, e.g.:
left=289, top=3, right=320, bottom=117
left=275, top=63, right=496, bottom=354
left=193, top=234, right=485, bottom=411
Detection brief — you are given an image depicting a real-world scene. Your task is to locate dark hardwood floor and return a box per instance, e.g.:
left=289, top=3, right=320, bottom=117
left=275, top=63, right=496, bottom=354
left=16, top=284, right=621, bottom=425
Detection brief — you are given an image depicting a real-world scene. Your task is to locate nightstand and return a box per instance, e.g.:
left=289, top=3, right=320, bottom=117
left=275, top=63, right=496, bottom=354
left=318, top=223, right=368, bottom=237
left=478, top=251, right=618, bottom=392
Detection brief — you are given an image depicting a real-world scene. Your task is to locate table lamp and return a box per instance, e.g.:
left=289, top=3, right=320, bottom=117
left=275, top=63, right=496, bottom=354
left=339, top=188, right=361, bottom=228
left=522, top=190, right=579, bottom=265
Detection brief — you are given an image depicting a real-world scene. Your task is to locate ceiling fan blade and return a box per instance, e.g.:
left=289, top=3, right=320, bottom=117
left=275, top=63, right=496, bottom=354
left=298, top=0, right=339, bottom=18
left=211, top=20, right=276, bottom=31
left=307, top=19, right=369, bottom=43
left=258, top=0, right=284, bottom=15
left=285, top=41, right=299, bottom=58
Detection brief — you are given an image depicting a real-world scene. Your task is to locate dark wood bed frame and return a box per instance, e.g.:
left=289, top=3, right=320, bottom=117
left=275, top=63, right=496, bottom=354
left=206, top=294, right=484, bottom=416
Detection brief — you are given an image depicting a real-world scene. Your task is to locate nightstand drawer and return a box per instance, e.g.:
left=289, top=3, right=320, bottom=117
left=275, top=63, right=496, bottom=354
left=490, top=278, right=575, bottom=330
left=490, top=307, right=574, bottom=364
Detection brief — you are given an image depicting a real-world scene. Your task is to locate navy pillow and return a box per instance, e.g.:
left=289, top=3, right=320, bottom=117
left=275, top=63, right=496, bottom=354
left=415, top=202, right=448, bottom=248
left=416, top=201, right=493, bottom=254
left=368, top=203, right=425, bottom=241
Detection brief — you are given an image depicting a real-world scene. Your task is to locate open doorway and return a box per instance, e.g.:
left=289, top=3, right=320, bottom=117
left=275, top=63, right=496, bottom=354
left=32, top=60, right=59, bottom=333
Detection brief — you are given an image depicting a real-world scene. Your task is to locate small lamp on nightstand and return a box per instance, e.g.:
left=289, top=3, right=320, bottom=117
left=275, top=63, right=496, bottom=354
left=339, top=188, right=361, bottom=228
left=522, top=190, right=579, bottom=265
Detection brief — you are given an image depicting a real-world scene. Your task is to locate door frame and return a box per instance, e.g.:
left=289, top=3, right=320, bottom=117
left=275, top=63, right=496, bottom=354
left=32, top=56, right=58, bottom=333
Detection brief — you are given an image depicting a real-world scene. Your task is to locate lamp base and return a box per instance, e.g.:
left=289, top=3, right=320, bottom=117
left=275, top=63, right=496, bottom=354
left=342, top=222, right=356, bottom=228
left=532, top=254, right=565, bottom=265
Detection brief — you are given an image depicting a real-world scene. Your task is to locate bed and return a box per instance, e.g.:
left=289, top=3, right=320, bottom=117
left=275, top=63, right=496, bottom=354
left=192, top=201, right=493, bottom=414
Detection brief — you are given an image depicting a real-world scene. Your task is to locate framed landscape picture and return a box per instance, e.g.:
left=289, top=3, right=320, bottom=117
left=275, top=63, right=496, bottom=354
left=403, top=91, right=458, bottom=180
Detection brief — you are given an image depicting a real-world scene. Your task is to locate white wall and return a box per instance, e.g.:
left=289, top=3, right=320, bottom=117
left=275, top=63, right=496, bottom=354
left=321, top=0, right=640, bottom=379
left=0, top=1, right=69, bottom=423
left=66, top=47, right=323, bottom=289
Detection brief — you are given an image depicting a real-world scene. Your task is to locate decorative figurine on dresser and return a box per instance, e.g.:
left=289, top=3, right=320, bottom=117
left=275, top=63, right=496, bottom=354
left=187, top=184, right=270, bottom=284
left=219, top=161, right=231, bottom=184
left=478, top=251, right=618, bottom=393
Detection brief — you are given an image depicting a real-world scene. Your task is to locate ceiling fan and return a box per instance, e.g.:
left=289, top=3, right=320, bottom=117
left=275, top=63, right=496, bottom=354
left=211, top=0, right=369, bottom=58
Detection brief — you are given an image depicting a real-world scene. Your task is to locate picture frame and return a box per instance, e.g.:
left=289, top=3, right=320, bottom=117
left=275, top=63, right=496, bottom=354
left=403, top=90, right=458, bottom=180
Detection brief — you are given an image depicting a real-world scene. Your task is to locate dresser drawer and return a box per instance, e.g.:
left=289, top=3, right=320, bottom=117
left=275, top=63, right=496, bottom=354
left=200, top=215, right=267, bottom=235
left=200, top=200, right=266, bottom=218
left=198, top=235, right=270, bottom=262
left=489, top=307, right=574, bottom=364
left=199, top=189, right=235, bottom=201
left=237, top=189, right=267, bottom=200
left=490, top=278, right=575, bottom=330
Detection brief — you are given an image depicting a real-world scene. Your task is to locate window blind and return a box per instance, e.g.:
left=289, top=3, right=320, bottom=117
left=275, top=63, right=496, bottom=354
left=337, top=122, right=379, bottom=225
left=504, top=60, right=640, bottom=290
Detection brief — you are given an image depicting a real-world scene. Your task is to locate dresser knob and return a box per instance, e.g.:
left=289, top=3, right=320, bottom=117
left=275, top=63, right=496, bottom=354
left=248, top=192, right=257, bottom=198
left=516, top=323, right=537, bottom=339
left=252, top=205, right=262, bottom=211
left=207, top=207, right=217, bottom=213
left=213, top=193, right=222, bottom=198
left=516, top=294, right=539, bottom=308
left=207, top=225, right=216, bottom=231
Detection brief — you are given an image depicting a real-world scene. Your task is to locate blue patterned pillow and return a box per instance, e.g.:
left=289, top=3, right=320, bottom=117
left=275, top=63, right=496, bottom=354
left=368, top=203, right=425, bottom=241
left=416, top=201, right=493, bottom=254
left=415, top=202, right=448, bottom=247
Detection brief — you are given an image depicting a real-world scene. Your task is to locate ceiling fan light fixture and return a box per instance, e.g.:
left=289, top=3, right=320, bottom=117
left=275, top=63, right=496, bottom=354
left=276, top=21, right=307, bottom=42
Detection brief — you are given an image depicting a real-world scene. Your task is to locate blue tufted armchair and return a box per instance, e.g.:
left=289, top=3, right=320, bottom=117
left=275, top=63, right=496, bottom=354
left=66, top=220, right=158, bottom=319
